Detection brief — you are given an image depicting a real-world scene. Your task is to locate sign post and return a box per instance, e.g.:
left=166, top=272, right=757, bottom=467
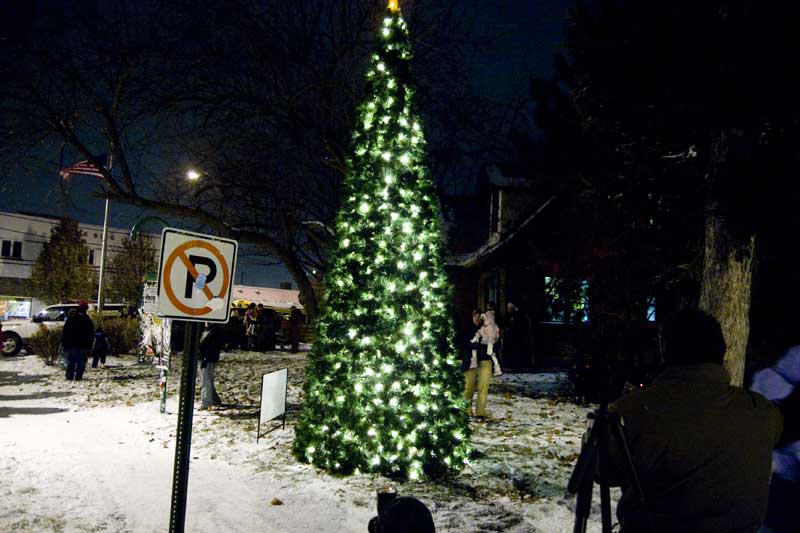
left=156, top=228, right=237, bottom=533
left=141, top=276, right=171, bottom=413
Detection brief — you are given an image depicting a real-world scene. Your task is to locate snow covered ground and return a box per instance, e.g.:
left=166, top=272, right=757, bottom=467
left=1, top=351, right=613, bottom=532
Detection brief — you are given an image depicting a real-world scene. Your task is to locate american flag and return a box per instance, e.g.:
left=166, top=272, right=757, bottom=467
left=59, top=156, right=107, bottom=181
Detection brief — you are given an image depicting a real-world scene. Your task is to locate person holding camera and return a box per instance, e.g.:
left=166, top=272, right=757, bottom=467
left=606, top=310, right=784, bottom=532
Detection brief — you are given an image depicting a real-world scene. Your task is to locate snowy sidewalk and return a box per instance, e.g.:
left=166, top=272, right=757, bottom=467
left=1, top=353, right=607, bottom=532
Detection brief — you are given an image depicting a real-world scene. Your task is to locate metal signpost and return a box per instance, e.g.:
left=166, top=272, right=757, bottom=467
left=141, top=277, right=172, bottom=413
left=156, top=228, right=237, bottom=533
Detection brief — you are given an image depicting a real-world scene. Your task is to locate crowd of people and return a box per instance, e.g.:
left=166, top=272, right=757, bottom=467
left=455, top=304, right=800, bottom=532
left=49, top=298, right=800, bottom=531
left=226, top=303, right=304, bottom=354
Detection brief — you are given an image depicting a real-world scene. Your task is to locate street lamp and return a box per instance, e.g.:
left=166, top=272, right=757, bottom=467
left=186, top=169, right=200, bottom=181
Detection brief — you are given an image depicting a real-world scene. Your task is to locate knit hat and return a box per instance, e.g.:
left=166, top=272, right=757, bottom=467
left=375, top=496, right=435, bottom=533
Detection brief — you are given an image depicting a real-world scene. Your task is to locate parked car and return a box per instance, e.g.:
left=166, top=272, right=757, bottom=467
left=1, top=302, right=131, bottom=356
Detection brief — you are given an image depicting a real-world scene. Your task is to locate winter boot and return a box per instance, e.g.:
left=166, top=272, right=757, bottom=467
left=491, top=355, right=503, bottom=376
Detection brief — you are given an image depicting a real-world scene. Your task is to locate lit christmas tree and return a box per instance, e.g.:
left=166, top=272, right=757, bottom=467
left=293, top=0, right=470, bottom=480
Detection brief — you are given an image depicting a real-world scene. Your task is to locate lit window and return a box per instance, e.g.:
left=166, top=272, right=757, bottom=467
left=544, top=276, right=590, bottom=323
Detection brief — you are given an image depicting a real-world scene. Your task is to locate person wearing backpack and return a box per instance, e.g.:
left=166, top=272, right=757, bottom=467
left=90, top=326, right=110, bottom=368
left=199, top=323, right=223, bottom=410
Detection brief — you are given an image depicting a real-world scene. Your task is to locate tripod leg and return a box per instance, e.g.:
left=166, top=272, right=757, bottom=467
left=596, top=415, right=614, bottom=533
left=573, top=481, right=592, bottom=533
left=608, top=413, right=655, bottom=532
left=568, top=419, right=600, bottom=533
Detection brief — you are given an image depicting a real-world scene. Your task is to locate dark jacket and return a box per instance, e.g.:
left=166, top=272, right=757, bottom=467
left=459, top=339, right=493, bottom=371
left=91, top=331, right=109, bottom=357
left=610, top=364, right=783, bottom=533
left=199, top=326, right=224, bottom=365
left=61, top=313, right=95, bottom=350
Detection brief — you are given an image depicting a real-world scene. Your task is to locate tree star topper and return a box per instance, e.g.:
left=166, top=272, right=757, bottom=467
left=388, top=0, right=399, bottom=13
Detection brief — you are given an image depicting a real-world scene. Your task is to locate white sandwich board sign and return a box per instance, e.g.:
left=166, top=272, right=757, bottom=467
left=257, top=368, right=288, bottom=442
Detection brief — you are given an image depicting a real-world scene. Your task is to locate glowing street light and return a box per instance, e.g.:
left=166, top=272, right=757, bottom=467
left=186, top=170, right=200, bottom=181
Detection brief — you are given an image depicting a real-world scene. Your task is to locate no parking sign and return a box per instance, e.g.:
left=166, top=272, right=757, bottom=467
left=156, top=228, right=238, bottom=323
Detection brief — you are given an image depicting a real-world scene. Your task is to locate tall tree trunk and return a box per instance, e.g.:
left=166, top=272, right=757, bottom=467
left=699, top=211, right=756, bottom=386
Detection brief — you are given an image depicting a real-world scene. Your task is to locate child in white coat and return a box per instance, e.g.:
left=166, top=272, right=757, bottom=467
left=470, top=310, right=503, bottom=376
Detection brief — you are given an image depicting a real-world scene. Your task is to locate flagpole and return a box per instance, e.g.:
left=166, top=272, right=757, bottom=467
left=96, top=153, right=113, bottom=313
left=97, top=195, right=110, bottom=312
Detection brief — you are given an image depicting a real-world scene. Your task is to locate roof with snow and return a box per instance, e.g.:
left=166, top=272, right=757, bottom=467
left=449, top=195, right=557, bottom=268
left=230, top=285, right=302, bottom=309
left=486, top=165, right=535, bottom=189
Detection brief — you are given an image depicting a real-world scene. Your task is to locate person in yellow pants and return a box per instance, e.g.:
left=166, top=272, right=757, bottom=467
left=464, top=360, right=493, bottom=417
left=462, top=309, right=494, bottom=418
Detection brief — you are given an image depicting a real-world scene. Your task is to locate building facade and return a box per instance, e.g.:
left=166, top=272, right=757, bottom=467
left=0, top=211, right=160, bottom=318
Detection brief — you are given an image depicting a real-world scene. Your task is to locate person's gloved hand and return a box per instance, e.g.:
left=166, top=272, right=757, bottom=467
left=470, top=336, right=479, bottom=344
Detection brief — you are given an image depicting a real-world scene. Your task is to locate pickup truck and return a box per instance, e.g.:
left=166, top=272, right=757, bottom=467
left=2, top=303, right=130, bottom=356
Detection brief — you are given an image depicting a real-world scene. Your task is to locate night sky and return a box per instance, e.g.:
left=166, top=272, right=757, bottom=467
left=2, top=0, right=573, bottom=287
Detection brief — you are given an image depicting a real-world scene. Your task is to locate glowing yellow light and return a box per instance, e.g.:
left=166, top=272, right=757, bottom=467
left=388, top=0, right=399, bottom=12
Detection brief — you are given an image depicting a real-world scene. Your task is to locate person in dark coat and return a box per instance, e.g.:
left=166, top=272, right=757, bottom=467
left=244, top=303, right=258, bottom=351
left=262, top=308, right=277, bottom=351
left=90, top=326, right=109, bottom=368
left=751, top=346, right=800, bottom=533
left=504, top=302, right=532, bottom=371
left=289, top=307, right=303, bottom=353
left=198, top=323, right=224, bottom=409
left=255, top=303, right=268, bottom=351
left=61, top=301, right=94, bottom=380
left=607, top=310, right=784, bottom=532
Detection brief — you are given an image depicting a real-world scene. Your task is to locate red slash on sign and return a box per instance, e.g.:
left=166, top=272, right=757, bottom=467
left=163, top=240, right=231, bottom=316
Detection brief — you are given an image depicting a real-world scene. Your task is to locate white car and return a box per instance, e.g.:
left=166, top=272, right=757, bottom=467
left=2, top=303, right=130, bottom=356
